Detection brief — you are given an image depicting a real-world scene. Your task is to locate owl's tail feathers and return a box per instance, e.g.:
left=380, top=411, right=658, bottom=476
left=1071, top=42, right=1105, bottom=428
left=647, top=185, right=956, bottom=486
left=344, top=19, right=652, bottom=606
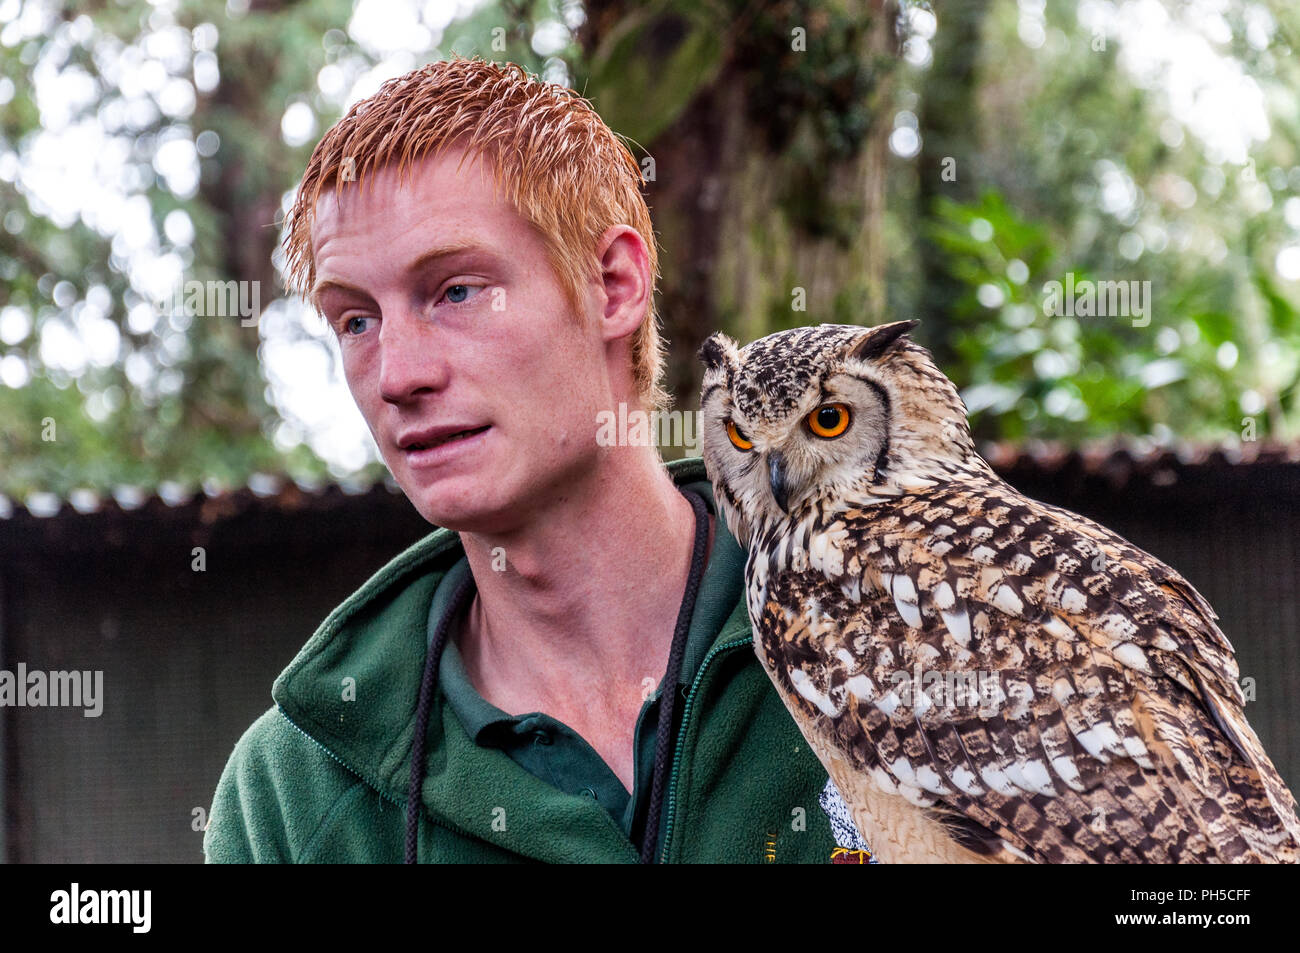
left=1213, top=700, right=1300, bottom=862
left=1190, top=669, right=1300, bottom=852
left=1142, top=684, right=1300, bottom=863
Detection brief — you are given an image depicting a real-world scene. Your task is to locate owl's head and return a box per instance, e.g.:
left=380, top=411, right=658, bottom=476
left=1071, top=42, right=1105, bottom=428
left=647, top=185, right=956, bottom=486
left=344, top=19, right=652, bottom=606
left=698, top=320, right=982, bottom=547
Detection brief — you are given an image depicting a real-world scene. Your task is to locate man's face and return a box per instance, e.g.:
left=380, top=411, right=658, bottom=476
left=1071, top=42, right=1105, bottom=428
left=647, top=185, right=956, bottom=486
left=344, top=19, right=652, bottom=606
left=310, top=147, right=610, bottom=532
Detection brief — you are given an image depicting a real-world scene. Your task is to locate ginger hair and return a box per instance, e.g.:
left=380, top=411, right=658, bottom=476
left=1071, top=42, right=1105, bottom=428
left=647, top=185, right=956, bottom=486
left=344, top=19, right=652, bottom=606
left=283, top=56, right=668, bottom=412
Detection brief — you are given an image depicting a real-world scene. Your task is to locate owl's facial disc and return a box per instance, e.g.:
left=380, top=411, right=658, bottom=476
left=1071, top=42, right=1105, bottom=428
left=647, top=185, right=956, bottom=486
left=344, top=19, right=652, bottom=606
left=766, top=403, right=852, bottom=512
left=699, top=324, right=908, bottom=542
left=763, top=374, right=891, bottom=513
left=722, top=377, right=889, bottom=520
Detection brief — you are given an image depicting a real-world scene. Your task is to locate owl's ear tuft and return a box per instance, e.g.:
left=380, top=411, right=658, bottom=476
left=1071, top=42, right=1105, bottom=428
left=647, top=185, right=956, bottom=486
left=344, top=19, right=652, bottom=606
left=698, top=332, right=738, bottom=372
left=848, top=320, right=920, bottom=363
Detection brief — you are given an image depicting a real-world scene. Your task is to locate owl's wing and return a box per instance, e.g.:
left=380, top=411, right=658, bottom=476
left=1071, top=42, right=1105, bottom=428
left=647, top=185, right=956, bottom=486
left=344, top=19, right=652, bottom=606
left=755, top=479, right=1300, bottom=863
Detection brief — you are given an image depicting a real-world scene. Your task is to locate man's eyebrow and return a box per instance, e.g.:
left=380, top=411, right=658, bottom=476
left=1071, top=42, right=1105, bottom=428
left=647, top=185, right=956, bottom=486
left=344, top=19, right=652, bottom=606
left=402, top=241, right=498, bottom=277
left=310, top=241, right=497, bottom=313
left=310, top=278, right=368, bottom=314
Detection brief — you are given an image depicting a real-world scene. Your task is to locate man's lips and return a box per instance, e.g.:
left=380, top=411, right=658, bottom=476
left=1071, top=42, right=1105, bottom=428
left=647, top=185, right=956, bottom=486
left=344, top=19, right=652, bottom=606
left=397, top=423, right=492, bottom=472
left=397, top=424, right=492, bottom=451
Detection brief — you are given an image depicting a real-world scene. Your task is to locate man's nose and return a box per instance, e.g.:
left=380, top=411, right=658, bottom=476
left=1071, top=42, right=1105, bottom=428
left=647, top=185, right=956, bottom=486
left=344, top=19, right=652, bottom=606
left=377, top=305, right=450, bottom=405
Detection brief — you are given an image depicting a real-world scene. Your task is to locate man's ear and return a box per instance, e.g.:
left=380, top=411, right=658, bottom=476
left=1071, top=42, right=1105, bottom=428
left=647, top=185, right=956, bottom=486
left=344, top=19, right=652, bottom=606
left=847, top=319, right=920, bottom=363
left=698, top=332, right=739, bottom=372
left=595, top=225, right=651, bottom=342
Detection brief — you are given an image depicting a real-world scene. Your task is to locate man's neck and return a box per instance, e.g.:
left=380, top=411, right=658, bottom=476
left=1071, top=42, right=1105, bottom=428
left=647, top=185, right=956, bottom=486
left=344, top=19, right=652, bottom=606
left=454, top=446, right=714, bottom=728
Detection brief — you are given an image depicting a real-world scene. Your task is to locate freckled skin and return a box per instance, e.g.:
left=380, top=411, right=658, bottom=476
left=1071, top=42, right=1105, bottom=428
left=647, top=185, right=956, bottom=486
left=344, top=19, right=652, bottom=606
left=700, top=322, right=1300, bottom=863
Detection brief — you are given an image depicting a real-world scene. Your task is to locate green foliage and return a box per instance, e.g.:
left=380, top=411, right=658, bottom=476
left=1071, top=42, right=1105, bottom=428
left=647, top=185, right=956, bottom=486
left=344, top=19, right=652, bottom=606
left=891, top=0, right=1300, bottom=444
left=927, top=189, right=1299, bottom=442
left=581, top=0, right=725, bottom=146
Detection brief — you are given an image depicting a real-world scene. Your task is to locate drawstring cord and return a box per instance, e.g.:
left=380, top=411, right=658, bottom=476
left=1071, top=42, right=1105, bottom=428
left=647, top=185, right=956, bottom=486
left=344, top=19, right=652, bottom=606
left=640, top=488, right=709, bottom=862
left=405, top=567, right=475, bottom=864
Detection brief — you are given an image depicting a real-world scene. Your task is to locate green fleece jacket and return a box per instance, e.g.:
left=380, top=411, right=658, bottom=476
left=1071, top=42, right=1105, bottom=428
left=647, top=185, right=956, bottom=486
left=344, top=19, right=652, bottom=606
left=203, top=457, right=838, bottom=863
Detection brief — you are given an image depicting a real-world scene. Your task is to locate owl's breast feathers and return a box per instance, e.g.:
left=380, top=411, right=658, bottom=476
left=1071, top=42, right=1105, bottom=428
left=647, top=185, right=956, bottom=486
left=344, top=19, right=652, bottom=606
left=748, top=474, right=1300, bottom=863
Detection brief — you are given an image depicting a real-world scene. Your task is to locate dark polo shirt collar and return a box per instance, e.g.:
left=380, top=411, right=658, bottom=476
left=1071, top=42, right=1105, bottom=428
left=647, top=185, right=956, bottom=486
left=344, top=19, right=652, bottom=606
left=426, top=477, right=746, bottom=839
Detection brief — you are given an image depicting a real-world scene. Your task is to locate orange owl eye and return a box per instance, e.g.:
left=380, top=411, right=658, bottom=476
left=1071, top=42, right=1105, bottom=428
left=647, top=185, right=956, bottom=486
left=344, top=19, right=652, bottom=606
left=807, top=403, right=851, bottom=438
left=725, top=419, right=754, bottom=451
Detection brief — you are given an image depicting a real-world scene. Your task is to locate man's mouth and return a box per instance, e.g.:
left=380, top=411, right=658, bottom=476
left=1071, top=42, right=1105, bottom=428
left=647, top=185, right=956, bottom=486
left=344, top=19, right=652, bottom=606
left=402, top=425, right=491, bottom=451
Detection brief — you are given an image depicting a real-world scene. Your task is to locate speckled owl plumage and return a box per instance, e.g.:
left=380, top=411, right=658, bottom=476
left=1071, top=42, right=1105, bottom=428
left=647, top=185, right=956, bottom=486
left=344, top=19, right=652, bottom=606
left=698, top=321, right=1300, bottom=863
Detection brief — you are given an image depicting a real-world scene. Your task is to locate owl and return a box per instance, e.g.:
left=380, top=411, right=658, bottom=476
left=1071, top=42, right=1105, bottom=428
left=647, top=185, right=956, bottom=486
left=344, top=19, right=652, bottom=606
left=698, top=319, right=1300, bottom=863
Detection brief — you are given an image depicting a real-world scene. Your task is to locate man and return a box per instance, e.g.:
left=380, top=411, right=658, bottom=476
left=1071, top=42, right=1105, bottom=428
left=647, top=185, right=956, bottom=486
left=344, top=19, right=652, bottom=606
left=204, top=57, right=852, bottom=863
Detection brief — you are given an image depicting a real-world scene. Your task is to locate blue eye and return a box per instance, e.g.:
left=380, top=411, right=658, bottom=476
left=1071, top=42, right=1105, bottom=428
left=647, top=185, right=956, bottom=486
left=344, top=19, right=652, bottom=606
left=344, top=316, right=371, bottom=335
left=441, top=284, right=488, bottom=306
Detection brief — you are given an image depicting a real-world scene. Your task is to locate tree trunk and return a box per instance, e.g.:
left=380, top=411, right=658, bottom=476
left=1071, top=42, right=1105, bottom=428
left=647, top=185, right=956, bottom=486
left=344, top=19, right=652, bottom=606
left=579, top=0, right=902, bottom=411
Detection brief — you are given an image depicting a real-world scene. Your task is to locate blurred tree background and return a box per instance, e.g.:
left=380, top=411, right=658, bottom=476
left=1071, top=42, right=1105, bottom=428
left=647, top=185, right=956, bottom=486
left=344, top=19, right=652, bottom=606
left=1, top=0, right=1298, bottom=499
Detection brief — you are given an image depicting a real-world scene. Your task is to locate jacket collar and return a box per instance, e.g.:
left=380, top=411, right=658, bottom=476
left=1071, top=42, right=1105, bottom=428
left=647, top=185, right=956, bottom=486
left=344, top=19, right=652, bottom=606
left=272, top=456, right=755, bottom=861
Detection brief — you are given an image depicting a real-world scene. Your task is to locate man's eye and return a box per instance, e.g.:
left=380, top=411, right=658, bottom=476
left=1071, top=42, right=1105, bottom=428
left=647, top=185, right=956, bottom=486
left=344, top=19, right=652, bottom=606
left=442, top=284, right=483, bottom=305
left=344, top=316, right=372, bottom=335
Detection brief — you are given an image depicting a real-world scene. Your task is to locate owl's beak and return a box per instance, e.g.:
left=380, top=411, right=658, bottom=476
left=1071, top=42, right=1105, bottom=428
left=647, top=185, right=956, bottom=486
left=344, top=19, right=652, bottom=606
left=768, top=452, right=790, bottom=512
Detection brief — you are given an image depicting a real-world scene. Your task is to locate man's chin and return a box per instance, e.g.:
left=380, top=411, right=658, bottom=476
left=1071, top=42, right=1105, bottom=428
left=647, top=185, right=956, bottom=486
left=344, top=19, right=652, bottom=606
left=419, top=505, right=486, bottom=533
left=405, top=480, right=492, bottom=531
left=402, top=474, right=519, bottom=533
